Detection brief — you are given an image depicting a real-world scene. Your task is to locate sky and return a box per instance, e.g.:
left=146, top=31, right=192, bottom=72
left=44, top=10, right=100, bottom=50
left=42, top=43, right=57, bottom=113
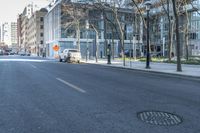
left=0, top=0, right=50, bottom=23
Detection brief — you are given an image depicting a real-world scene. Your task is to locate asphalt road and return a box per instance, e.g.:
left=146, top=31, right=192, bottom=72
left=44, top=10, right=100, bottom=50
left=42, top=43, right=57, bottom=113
left=0, top=56, right=200, bottom=133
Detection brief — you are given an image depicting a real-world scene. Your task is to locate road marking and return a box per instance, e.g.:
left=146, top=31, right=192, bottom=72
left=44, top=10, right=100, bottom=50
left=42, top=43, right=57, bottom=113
left=56, top=78, right=86, bottom=93
left=0, top=59, right=48, bottom=62
left=30, top=64, right=37, bottom=69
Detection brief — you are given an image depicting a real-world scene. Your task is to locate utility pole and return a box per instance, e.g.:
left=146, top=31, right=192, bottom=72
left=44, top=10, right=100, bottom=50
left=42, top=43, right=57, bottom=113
left=145, top=1, right=152, bottom=69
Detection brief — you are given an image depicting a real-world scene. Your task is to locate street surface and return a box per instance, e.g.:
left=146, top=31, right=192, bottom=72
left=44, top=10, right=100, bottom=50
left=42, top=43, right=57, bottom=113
left=0, top=56, right=200, bottom=133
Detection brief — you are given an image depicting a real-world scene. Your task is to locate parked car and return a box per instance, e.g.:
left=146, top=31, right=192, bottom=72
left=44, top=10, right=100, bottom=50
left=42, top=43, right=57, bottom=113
left=26, top=53, right=31, bottom=56
left=18, top=51, right=26, bottom=56
left=119, top=49, right=140, bottom=57
left=151, top=52, right=162, bottom=57
left=124, top=49, right=133, bottom=57
left=9, top=52, right=15, bottom=55
left=0, top=50, right=3, bottom=55
left=3, top=52, right=9, bottom=55
left=59, top=49, right=81, bottom=63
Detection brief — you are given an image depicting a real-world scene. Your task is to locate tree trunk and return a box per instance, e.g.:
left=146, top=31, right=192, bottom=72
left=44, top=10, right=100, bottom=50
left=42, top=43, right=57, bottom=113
left=184, top=4, right=189, bottom=61
left=172, top=0, right=182, bottom=72
left=115, top=10, right=125, bottom=66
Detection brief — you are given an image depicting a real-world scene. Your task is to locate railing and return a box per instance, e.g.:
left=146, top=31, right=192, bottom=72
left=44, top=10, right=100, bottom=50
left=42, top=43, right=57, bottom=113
left=192, top=49, right=200, bottom=56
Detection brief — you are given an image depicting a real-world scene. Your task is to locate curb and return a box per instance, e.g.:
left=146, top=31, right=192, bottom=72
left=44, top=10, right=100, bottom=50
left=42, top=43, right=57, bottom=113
left=83, top=62, right=200, bottom=81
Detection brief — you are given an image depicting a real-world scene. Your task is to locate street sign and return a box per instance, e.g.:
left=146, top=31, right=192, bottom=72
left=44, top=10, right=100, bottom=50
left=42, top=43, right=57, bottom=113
left=53, top=44, right=60, bottom=51
left=127, top=25, right=133, bottom=33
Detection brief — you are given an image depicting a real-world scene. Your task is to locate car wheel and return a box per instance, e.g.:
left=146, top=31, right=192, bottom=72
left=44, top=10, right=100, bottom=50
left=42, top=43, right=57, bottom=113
left=77, top=60, right=80, bottom=63
left=64, top=56, right=67, bottom=62
left=66, top=58, right=70, bottom=63
left=59, top=57, right=62, bottom=62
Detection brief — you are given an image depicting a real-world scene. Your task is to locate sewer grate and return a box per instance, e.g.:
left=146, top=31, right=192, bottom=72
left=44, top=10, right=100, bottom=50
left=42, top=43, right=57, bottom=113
left=137, top=111, right=182, bottom=126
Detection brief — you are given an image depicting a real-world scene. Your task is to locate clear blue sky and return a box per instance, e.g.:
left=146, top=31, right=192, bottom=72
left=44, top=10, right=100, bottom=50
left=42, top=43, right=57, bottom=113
left=0, top=0, right=50, bottom=23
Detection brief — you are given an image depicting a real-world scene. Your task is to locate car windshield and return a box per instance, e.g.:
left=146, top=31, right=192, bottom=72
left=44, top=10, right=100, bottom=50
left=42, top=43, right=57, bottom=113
left=1, top=0, right=200, bottom=132
left=69, top=50, right=78, bottom=52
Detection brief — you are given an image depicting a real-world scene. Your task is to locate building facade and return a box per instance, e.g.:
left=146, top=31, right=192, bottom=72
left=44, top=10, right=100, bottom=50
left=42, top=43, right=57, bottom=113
left=44, top=0, right=138, bottom=58
left=1, top=22, right=11, bottom=46
left=141, top=0, right=200, bottom=57
left=0, top=22, right=18, bottom=51
left=17, top=14, right=22, bottom=51
left=27, top=8, right=48, bottom=56
left=18, top=3, right=40, bottom=53
left=11, top=22, right=18, bottom=52
left=0, top=26, right=1, bottom=42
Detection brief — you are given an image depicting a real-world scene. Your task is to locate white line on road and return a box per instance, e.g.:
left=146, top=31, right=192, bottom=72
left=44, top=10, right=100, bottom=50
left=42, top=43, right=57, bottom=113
left=30, top=64, right=37, bottom=69
left=56, top=78, right=86, bottom=93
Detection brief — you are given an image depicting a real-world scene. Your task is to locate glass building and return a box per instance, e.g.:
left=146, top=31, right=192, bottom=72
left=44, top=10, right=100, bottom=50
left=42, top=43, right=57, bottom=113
left=44, top=0, right=138, bottom=58
left=142, top=0, right=200, bottom=56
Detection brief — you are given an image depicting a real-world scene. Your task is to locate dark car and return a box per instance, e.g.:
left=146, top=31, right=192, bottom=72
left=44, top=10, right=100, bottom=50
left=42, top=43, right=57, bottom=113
left=151, top=52, right=162, bottom=57
left=119, top=50, right=133, bottom=57
left=0, top=50, right=3, bottom=55
left=9, top=52, right=15, bottom=55
left=19, top=52, right=26, bottom=56
left=124, top=49, right=133, bottom=57
left=3, top=52, right=9, bottom=55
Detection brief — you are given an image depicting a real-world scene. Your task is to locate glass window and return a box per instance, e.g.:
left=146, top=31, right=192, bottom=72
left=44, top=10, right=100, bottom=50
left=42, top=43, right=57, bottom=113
left=69, top=50, right=78, bottom=52
left=40, top=25, right=44, bottom=29
left=40, top=17, right=44, bottom=22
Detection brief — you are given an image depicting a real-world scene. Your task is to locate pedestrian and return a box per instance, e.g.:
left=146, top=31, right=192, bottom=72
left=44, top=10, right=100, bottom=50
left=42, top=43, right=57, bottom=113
left=171, top=52, right=174, bottom=57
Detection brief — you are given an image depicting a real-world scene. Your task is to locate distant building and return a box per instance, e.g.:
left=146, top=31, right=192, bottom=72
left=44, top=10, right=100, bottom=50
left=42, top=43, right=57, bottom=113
left=25, top=3, right=40, bottom=19
left=11, top=22, right=18, bottom=52
left=0, top=26, right=1, bottom=42
left=18, top=3, right=40, bottom=52
left=27, top=8, right=48, bottom=56
left=1, top=22, right=11, bottom=46
left=17, top=14, right=22, bottom=51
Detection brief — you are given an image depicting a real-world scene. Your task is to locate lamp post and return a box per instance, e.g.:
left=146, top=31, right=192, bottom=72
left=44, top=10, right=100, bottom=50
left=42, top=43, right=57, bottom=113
left=91, top=24, right=99, bottom=63
left=145, top=0, right=152, bottom=69
left=107, top=44, right=111, bottom=64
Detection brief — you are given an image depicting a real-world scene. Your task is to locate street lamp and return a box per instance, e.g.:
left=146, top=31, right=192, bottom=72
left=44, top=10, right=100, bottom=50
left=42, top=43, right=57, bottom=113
left=90, top=24, right=99, bottom=63
left=145, top=0, right=152, bottom=69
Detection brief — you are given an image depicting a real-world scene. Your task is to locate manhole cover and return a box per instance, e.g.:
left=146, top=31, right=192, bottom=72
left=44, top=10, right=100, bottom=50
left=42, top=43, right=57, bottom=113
left=137, top=111, right=182, bottom=126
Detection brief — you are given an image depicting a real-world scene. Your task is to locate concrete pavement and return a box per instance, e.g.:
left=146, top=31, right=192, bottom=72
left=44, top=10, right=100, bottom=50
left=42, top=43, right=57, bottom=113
left=82, top=58, right=200, bottom=78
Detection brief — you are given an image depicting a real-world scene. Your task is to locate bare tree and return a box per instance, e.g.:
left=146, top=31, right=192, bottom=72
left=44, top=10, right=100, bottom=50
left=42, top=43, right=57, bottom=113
left=93, top=1, right=132, bottom=66
left=159, top=0, right=174, bottom=61
left=61, top=2, right=88, bottom=51
left=182, top=0, right=190, bottom=60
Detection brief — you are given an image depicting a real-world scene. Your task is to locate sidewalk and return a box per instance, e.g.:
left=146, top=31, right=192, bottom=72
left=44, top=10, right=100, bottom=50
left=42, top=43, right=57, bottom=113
left=82, top=58, right=200, bottom=78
